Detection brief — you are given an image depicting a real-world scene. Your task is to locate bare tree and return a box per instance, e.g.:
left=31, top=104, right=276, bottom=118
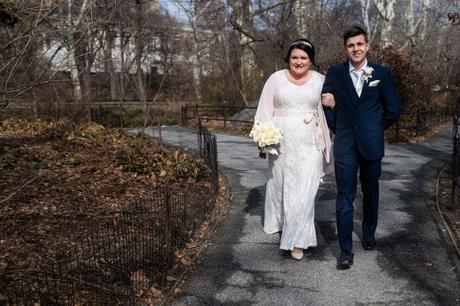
left=373, top=0, right=396, bottom=47
left=0, top=1, right=55, bottom=107
left=293, top=0, right=322, bottom=38
left=404, top=0, right=431, bottom=47
left=359, top=0, right=379, bottom=43
left=62, top=0, right=92, bottom=101
left=170, top=0, right=218, bottom=102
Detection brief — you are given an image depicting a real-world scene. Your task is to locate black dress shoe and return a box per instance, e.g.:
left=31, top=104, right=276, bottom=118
left=337, top=251, right=354, bottom=270
left=362, top=240, right=376, bottom=250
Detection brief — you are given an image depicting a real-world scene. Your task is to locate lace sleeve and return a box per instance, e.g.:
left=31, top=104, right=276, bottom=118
left=254, top=73, right=277, bottom=123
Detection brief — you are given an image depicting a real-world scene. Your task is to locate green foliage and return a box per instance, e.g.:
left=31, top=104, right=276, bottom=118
left=114, top=134, right=209, bottom=184
left=91, top=105, right=178, bottom=128
left=56, top=157, right=80, bottom=166
left=29, top=161, right=46, bottom=170
left=0, top=118, right=211, bottom=184
left=159, top=115, right=178, bottom=126
left=0, top=144, right=50, bottom=169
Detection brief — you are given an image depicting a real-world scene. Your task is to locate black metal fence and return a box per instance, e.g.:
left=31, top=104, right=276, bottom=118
left=3, top=131, right=220, bottom=304
left=90, top=104, right=124, bottom=127
left=197, top=119, right=219, bottom=192
left=181, top=104, right=256, bottom=128
left=389, top=107, right=455, bottom=142
left=452, top=115, right=460, bottom=210
left=182, top=104, right=455, bottom=143
left=90, top=103, right=179, bottom=128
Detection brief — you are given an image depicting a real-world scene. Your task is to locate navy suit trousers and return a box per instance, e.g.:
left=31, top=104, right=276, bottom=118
left=335, top=142, right=382, bottom=252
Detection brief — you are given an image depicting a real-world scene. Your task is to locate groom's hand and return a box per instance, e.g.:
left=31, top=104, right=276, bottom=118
left=321, top=93, right=336, bottom=110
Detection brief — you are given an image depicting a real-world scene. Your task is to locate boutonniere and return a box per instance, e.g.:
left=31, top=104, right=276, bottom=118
left=362, top=67, right=374, bottom=83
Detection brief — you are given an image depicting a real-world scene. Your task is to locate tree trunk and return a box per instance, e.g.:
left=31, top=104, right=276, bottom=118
left=31, top=88, right=38, bottom=119
left=404, top=0, right=431, bottom=48
left=359, top=0, right=379, bottom=43
left=238, top=0, right=256, bottom=105
left=373, top=0, right=396, bottom=47
left=191, top=23, right=202, bottom=101
left=134, top=32, right=147, bottom=102
left=65, top=0, right=90, bottom=101
left=360, top=0, right=371, bottom=38
left=119, top=29, right=126, bottom=102
left=419, top=0, right=431, bottom=42
left=68, top=42, right=83, bottom=101
left=104, top=29, right=117, bottom=100
left=294, top=1, right=309, bottom=37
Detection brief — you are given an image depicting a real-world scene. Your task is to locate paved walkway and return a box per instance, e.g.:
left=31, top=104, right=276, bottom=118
left=139, top=126, right=460, bottom=305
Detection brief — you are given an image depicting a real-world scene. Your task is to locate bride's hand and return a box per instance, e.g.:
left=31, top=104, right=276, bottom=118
left=321, top=93, right=335, bottom=109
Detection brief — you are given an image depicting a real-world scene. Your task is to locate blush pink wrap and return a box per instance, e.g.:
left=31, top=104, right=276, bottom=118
left=254, top=71, right=334, bottom=176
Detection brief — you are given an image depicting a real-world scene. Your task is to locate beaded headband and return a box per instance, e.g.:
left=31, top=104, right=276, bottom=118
left=290, top=40, right=313, bottom=49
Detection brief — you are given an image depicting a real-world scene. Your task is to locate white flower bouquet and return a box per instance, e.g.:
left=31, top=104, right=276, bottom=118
left=249, top=121, right=283, bottom=156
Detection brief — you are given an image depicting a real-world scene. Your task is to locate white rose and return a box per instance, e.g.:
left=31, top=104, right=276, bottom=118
left=364, top=67, right=374, bottom=76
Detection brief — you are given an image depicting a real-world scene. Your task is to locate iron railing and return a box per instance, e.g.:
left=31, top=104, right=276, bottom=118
left=452, top=114, right=460, bottom=210
left=182, top=104, right=455, bottom=143
left=181, top=104, right=256, bottom=128
left=197, top=119, right=219, bottom=191
left=390, top=107, right=455, bottom=142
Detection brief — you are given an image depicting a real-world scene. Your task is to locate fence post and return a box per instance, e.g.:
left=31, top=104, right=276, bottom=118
left=197, top=119, right=203, bottom=157
left=164, top=185, right=172, bottom=265
left=212, top=135, right=219, bottom=192
left=158, top=116, right=162, bottom=148
left=415, top=109, right=424, bottom=135
left=223, top=107, right=227, bottom=129
left=194, top=103, right=199, bottom=119
left=181, top=105, right=187, bottom=124
left=453, top=115, right=459, bottom=210
left=394, top=120, right=400, bottom=143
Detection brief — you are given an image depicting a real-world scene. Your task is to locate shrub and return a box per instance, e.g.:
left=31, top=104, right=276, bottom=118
left=369, top=46, right=432, bottom=113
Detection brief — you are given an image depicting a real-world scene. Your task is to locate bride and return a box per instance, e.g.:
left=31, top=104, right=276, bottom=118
left=253, top=38, right=333, bottom=260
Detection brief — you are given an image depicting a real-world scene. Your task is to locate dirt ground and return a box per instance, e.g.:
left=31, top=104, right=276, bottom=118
left=437, top=164, right=460, bottom=255
left=0, top=119, right=230, bottom=303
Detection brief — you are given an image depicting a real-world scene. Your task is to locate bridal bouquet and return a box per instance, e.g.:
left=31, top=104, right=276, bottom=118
left=249, top=121, right=283, bottom=155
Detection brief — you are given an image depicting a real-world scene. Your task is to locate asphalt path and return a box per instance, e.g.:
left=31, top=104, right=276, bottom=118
left=133, top=126, right=460, bottom=306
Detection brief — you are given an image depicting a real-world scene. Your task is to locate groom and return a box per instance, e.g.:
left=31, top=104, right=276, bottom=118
left=321, top=26, right=400, bottom=269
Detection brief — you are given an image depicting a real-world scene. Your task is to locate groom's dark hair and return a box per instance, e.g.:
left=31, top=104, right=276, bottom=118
left=342, top=26, right=368, bottom=45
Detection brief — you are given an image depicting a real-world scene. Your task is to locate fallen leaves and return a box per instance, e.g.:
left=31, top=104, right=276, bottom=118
left=437, top=164, right=460, bottom=258
left=166, top=276, right=177, bottom=282
left=180, top=258, right=192, bottom=266
left=149, top=287, right=162, bottom=298
left=0, top=118, right=216, bottom=300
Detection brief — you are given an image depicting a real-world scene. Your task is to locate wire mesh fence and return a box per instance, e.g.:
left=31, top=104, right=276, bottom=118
left=4, top=184, right=217, bottom=305
left=3, top=130, right=219, bottom=305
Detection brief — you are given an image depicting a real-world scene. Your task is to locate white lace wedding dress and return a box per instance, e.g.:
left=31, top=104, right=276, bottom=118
left=254, top=69, right=331, bottom=251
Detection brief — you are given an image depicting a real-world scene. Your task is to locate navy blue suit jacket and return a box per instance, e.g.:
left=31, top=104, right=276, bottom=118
left=322, top=62, right=400, bottom=160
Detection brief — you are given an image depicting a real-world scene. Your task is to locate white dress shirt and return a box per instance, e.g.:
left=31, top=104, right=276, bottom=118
left=349, top=59, right=368, bottom=97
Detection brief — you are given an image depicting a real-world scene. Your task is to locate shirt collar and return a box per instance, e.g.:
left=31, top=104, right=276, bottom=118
left=349, top=59, right=368, bottom=73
